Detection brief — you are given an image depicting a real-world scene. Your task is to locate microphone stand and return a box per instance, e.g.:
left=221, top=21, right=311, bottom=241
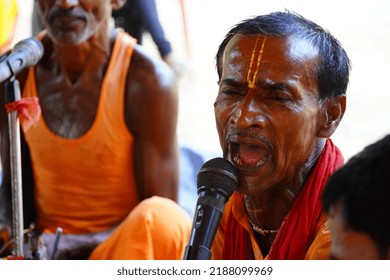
left=3, top=77, right=61, bottom=260
left=4, top=76, right=24, bottom=258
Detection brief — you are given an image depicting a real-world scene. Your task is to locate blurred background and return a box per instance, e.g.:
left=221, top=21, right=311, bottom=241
left=13, top=0, right=390, bottom=162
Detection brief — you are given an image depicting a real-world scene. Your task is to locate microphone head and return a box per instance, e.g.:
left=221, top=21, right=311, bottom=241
left=12, top=37, right=44, bottom=69
left=197, top=157, right=238, bottom=198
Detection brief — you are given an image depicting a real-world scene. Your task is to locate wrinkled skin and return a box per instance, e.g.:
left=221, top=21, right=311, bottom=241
left=214, top=34, right=345, bottom=253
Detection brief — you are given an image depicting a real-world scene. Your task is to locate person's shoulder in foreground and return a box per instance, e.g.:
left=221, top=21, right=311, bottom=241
left=211, top=10, right=351, bottom=260
left=323, top=134, right=390, bottom=260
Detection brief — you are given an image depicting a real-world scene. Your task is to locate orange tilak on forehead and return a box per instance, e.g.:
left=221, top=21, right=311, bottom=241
left=246, top=37, right=267, bottom=89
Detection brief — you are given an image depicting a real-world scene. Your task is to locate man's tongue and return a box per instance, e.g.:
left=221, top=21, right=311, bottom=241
left=234, top=143, right=267, bottom=167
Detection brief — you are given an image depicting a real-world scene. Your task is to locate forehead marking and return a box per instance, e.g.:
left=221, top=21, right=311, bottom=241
left=246, top=37, right=267, bottom=89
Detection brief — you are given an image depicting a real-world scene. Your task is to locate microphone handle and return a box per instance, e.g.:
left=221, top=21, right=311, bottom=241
left=184, top=190, right=227, bottom=260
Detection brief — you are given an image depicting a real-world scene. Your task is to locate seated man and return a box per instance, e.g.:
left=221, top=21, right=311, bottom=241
left=210, top=11, right=351, bottom=259
left=0, top=0, right=190, bottom=259
left=323, top=134, right=390, bottom=260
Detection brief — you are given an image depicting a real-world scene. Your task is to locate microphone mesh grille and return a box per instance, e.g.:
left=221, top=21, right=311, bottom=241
left=197, top=157, right=238, bottom=197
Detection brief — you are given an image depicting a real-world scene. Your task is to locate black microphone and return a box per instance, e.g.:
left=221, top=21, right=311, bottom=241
left=0, top=37, right=44, bottom=83
left=183, top=157, right=238, bottom=260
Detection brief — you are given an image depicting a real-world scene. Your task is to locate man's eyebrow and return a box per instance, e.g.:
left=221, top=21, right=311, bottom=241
left=261, top=79, right=304, bottom=99
left=266, top=82, right=289, bottom=91
left=220, top=78, right=300, bottom=98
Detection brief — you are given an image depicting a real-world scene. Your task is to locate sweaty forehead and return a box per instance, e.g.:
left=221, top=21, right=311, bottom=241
left=221, top=34, right=319, bottom=83
left=225, top=34, right=318, bottom=63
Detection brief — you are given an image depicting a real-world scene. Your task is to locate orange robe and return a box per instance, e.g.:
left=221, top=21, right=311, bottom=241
left=89, top=196, right=191, bottom=260
left=21, top=31, right=191, bottom=259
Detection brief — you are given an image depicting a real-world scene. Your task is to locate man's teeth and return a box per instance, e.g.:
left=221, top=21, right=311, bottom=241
left=233, top=153, right=242, bottom=165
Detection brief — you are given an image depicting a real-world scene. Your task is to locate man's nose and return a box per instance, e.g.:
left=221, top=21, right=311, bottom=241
left=56, top=0, right=78, bottom=9
left=230, top=91, right=267, bottom=129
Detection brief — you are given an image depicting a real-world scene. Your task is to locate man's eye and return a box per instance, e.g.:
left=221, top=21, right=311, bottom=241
left=220, top=88, right=243, bottom=95
left=272, top=95, right=292, bottom=102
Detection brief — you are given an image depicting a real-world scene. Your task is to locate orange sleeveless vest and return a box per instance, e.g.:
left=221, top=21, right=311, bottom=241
left=22, top=32, right=139, bottom=234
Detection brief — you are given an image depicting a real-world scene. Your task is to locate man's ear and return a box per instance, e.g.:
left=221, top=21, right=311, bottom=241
left=111, top=0, right=127, bottom=11
left=317, top=94, right=346, bottom=138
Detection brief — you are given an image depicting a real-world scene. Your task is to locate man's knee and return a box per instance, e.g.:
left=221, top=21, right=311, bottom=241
left=131, top=196, right=191, bottom=229
left=128, top=196, right=191, bottom=259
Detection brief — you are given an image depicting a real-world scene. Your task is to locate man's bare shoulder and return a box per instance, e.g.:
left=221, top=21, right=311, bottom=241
left=126, top=44, right=176, bottom=97
left=123, top=44, right=178, bottom=134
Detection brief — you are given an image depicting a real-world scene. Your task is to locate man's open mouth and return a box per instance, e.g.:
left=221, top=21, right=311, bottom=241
left=230, top=141, right=270, bottom=168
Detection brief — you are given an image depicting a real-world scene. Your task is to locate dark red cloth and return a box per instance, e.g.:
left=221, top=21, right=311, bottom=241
left=222, top=139, right=343, bottom=260
left=222, top=209, right=255, bottom=259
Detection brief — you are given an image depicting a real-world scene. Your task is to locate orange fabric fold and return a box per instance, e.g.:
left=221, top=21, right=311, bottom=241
left=222, top=139, right=343, bottom=259
left=5, top=97, right=41, bottom=132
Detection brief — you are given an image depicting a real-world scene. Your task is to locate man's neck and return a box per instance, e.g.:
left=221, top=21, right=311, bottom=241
left=243, top=138, right=327, bottom=229
left=50, top=24, right=114, bottom=85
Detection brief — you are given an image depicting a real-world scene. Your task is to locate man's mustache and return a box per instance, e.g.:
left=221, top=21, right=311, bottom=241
left=48, top=7, right=87, bottom=24
left=225, top=127, right=273, bottom=150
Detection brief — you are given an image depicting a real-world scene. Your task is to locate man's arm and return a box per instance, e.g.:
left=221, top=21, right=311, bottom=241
left=125, top=44, right=179, bottom=202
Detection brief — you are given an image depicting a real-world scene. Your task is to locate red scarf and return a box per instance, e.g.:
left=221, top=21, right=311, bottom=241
left=222, top=139, right=343, bottom=259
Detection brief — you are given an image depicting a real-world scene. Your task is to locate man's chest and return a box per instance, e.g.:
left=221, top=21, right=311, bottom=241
left=36, top=79, right=102, bottom=138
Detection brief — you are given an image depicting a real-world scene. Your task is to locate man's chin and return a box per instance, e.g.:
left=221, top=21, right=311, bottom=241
left=50, top=29, right=91, bottom=46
